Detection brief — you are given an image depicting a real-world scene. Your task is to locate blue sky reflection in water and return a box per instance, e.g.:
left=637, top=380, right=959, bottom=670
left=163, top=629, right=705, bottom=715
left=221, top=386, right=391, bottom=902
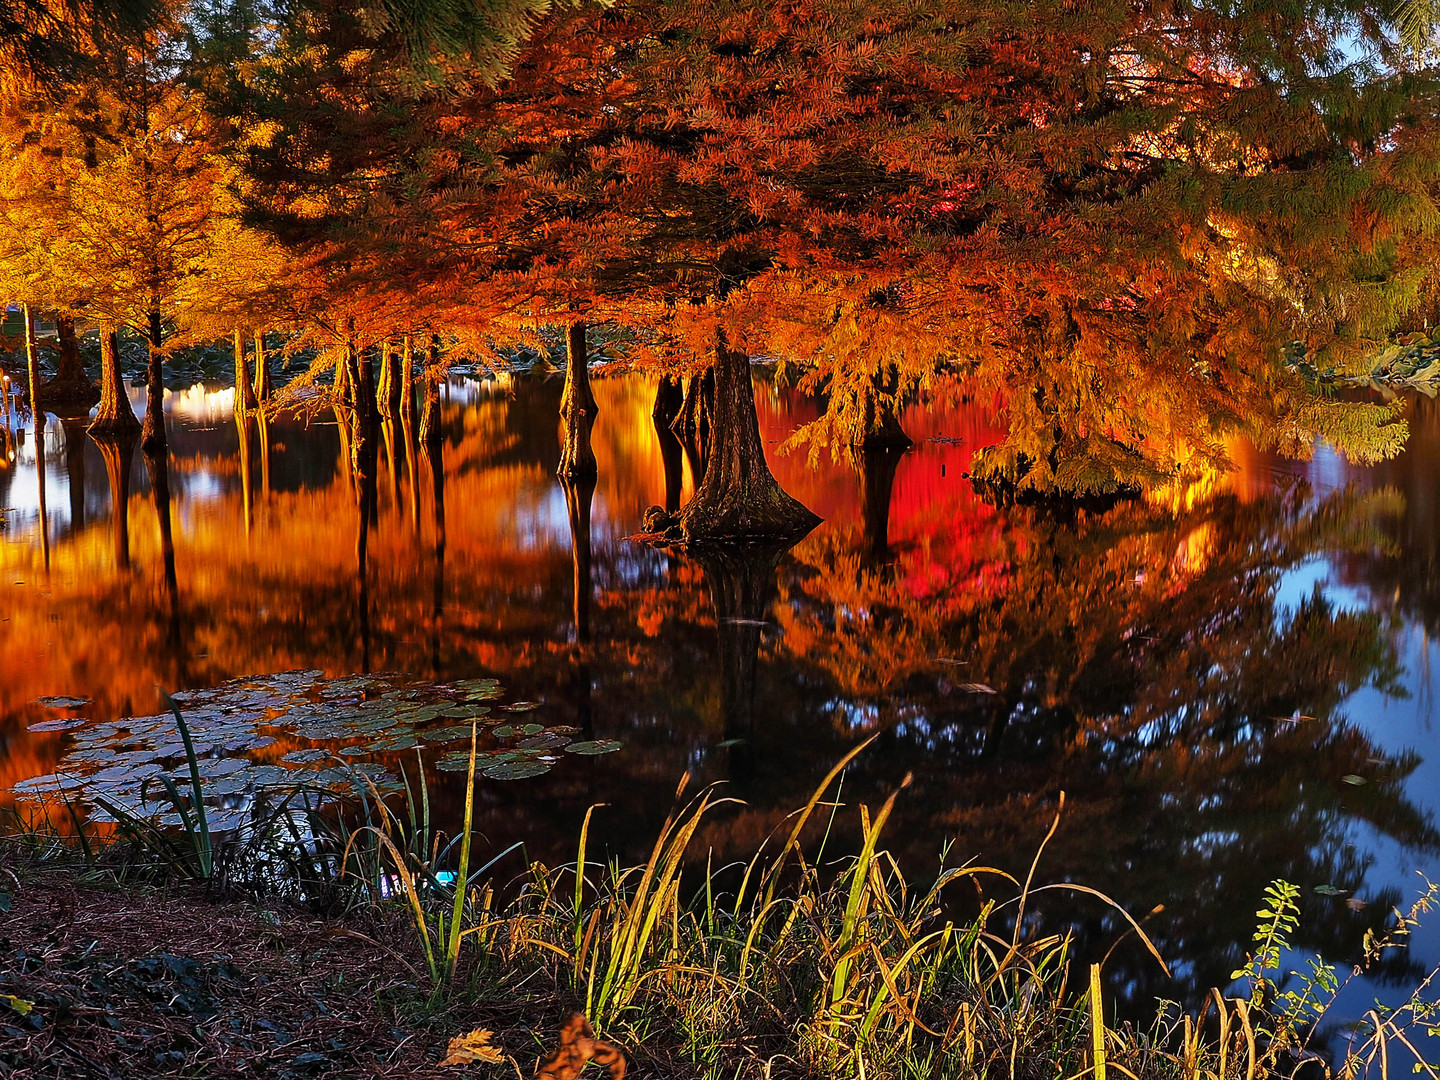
left=1, top=369, right=1438, bottom=1030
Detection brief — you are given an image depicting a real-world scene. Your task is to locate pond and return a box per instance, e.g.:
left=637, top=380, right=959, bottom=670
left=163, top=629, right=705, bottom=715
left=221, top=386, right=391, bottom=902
left=2, top=367, right=1438, bottom=1025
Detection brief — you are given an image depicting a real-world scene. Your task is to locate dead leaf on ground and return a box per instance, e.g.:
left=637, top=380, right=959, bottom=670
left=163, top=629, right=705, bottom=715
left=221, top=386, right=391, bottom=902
left=441, top=1028, right=506, bottom=1066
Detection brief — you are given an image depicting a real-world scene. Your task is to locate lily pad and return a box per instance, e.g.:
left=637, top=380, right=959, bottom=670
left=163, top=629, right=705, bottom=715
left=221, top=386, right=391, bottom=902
left=518, top=734, right=569, bottom=750
left=482, top=760, right=551, bottom=780
left=564, top=740, right=623, bottom=756
left=28, top=718, right=87, bottom=733
left=501, top=701, right=541, bottom=713
left=34, top=695, right=91, bottom=709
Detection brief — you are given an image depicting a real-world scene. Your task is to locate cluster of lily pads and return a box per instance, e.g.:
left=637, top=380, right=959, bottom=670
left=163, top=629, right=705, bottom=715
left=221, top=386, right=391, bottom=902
left=12, top=670, right=620, bottom=830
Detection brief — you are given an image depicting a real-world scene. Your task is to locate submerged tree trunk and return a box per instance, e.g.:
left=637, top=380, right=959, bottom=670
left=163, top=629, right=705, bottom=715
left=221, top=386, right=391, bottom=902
left=44, top=314, right=99, bottom=411
left=677, top=330, right=821, bottom=542
left=91, top=325, right=140, bottom=434
left=140, top=310, right=166, bottom=455
left=233, top=329, right=258, bottom=415
left=253, top=332, right=272, bottom=403
left=557, top=320, right=597, bottom=479
left=93, top=430, right=137, bottom=571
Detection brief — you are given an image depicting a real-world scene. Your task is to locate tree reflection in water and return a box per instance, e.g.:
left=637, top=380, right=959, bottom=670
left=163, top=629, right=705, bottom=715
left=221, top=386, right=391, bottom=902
left=0, top=372, right=1436, bottom=1016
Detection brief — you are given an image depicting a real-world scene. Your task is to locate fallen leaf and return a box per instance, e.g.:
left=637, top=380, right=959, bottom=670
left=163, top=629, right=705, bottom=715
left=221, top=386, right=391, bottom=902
left=441, top=1028, right=506, bottom=1066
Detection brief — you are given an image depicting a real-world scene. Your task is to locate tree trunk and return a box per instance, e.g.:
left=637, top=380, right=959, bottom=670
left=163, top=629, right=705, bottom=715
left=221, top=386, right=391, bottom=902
left=399, top=335, right=420, bottom=530
left=653, top=374, right=684, bottom=429
left=677, top=330, right=820, bottom=542
left=557, top=320, right=597, bottom=479
left=90, top=324, right=140, bottom=434
left=22, top=303, right=42, bottom=426
left=233, top=328, right=258, bottom=414
left=44, top=314, right=99, bottom=412
left=377, top=338, right=402, bottom=421
left=671, top=368, right=714, bottom=447
left=419, top=335, right=443, bottom=449
left=253, top=332, right=272, bottom=403
left=654, top=413, right=685, bottom=515
left=140, top=310, right=166, bottom=455
left=344, top=332, right=379, bottom=530
left=93, top=430, right=136, bottom=571
left=859, top=401, right=911, bottom=449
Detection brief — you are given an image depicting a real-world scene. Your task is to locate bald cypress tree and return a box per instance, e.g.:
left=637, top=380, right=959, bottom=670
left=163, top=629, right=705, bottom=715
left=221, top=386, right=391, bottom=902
left=601, top=0, right=1440, bottom=494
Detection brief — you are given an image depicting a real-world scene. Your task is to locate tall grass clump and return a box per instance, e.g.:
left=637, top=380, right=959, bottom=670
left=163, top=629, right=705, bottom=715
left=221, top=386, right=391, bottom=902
left=8, top=723, right=1439, bottom=1080
left=337, top=736, right=1440, bottom=1080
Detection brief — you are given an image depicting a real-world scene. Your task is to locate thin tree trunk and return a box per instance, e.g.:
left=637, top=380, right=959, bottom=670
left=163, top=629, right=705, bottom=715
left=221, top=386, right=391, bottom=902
left=377, top=338, right=401, bottom=421
left=344, top=332, right=379, bottom=530
left=654, top=413, right=685, bottom=515
left=671, top=368, right=714, bottom=448
left=44, top=314, right=99, bottom=412
left=233, top=328, right=258, bottom=414
left=252, top=332, right=271, bottom=403
left=91, top=324, right=140, bottom=434
left=140, top=309, right=166, bottom=454
left=22, top=303, right=42, bottom=427
left=676, top=329, right=820, bottom=542
left=557, top=320, right=597, bottom=479
left=419, top=335, right=443, bottom=449
left=399, top=334, right=420, bottom=530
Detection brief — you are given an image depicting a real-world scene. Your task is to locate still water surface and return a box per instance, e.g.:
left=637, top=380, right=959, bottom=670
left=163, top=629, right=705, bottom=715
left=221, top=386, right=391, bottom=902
left=2, top=369, right=1438, bottom=1021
